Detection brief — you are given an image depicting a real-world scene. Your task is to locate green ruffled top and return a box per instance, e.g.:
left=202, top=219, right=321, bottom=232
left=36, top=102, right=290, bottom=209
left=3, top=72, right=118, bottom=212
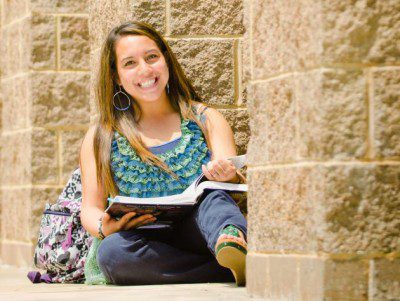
left=85, top=110, right=211, bottom=285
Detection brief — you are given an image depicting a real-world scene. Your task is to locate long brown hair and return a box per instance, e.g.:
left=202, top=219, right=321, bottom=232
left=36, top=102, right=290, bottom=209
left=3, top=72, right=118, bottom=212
left=94, top=21, right=209, bottom=199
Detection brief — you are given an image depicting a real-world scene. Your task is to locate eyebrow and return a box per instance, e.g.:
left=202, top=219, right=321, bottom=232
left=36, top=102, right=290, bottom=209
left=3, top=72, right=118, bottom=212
left=121, top=49, right=160, bottom=63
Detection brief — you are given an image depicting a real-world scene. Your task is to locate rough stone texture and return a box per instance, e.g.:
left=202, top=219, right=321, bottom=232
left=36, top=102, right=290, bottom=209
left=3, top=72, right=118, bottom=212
left=322, top=0, right=400, bottom=64
left=1, top=24, right=22, bottom=77
left=248, top=164, right=400, bottom=254
left=61, top=130, right=86, bottom=183
left=31, top=72, right=90, bottom=127
left=247, top=76, right=298, bottom=165
left=1, top=188, right=31, bottom=241
left=370, top=258, right=400, bottom=301
left=297, top=69, right=367, bottom=160
left=30, top=187, right=63, bottom=243
left=32, top=13, right=56, bottom=70
left=170, top=0, right=244, bottom=36
left=0, top=132, right=31, bottom=186
left=218, top=109, right=249, bottom=156
left=373, top=68, right=400, bottom=158
left=89, top=49, right=101, bottom=120
left=2, top=0, right=29, bottom=26
left=89, top=0, right=131, bottom=52
left=169, top=39, right=235, bottom=105
left=60, top=17, right=90, bottom=70
left=252, top=0, right=322, bottom=78
left=30, top=0, right=89, bottom=14
left=0, top=75, right=30, bottom=132
left=31, top=129, right=58, bottom=185
left=248, top=167, right=320, bottom=253
left=130, top=0, right=165, bottom=34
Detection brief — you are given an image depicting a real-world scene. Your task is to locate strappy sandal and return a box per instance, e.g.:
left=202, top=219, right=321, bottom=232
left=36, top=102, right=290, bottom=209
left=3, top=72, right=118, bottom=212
left=215, top=225, right=247, bottom=286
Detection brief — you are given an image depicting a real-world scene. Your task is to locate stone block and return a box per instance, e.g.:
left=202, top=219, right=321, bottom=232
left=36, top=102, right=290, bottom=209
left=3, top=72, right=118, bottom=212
left=31, top=72, right=90, bottom=127
left=2, top=0, right=29, bottom=26
left=0, top=241, right=34, bottom=267
left=297, top=69, right=367, bottom=160
left=130, top=0, right=165, bottom=34
left=247, top=76, right=298, bottom=165
left=247, top=254, right=369, bottom=301
left=370, top=258, right=400, bottom=301
left=246, top=253, right=269, bottom=298
left=0, top=132, right=31, bottom=186
left=20, top=16, right=32, bottom=73
left=1, top=188, right=31, bottom=241
left=90, top=49, right=101, bottom=119
left=170, top=0, right=244, bottom=35
left=169, top=39, right=235, bottom=105
left=322, top=0, right=400, bottom=64
left=1, top=74, right=30, bottom=132
left=61, top=130, right=86, bottom=183
left=30, top=187, right=62, bottom=243
left=218, top=108, right=249, bottom=155
left=1, top=24, right=21, bottom=77
left=60, top=17, right=90, bottom=70
left=247, top=167, right=320, bottom=253
left=89, top=0, right=132, bottom=51
left=31, top=129, right=58, bottom=185
left=31, top=0, right=89, bottom=14
left=252, top=0, right=322, bottom=78
left=248, top=164, right=400, bottom=254
left=373, top=68, right=400, bottom=158
left=324, top=259, right=369, bottom=301
left=31, top=13, right=56, bottom=70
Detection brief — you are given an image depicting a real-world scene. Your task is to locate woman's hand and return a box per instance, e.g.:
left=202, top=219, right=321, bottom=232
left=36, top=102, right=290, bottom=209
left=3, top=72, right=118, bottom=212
left=202, top=159, right=239, bottom=183
left=101, top=211, right=156, bottom=237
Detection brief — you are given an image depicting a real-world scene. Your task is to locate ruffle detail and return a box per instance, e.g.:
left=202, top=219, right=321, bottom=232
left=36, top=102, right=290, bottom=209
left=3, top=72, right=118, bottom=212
left=110, top=118, right=211, bottom=198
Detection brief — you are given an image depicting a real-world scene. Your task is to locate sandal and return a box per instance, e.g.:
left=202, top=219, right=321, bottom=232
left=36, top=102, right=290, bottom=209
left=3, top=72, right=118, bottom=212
left=215, top=225, right=247, bottom=286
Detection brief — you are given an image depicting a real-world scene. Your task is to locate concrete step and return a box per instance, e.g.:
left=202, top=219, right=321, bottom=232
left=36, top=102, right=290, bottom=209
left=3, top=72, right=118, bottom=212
left=0, top=265, right=261, bottom=301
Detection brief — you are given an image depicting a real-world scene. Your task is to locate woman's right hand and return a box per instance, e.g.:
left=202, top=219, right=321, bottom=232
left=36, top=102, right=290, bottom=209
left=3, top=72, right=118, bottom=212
left=100, top=212, right=157, bottom=237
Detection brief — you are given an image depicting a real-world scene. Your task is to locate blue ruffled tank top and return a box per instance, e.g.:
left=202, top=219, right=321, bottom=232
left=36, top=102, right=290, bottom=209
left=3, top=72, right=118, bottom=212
left=110, top=109, right=211, bottom=197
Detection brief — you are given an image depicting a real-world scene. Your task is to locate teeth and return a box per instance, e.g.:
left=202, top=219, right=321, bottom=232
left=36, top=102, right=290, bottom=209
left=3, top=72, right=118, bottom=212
left=140, top=78, right=156, bottom=88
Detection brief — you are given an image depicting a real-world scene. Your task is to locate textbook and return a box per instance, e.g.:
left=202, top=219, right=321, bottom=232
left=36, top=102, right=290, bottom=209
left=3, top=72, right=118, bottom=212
left=105, top=155, right=247, bottom=225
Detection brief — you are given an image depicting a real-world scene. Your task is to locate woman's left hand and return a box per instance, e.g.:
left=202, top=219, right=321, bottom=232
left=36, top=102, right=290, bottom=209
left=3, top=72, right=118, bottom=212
left=202, top=159, right=238, bottom=183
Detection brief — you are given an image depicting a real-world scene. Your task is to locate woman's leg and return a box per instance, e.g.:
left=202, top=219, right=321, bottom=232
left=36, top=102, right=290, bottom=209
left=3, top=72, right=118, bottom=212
left=190, top=189, right=247, bottom=255
left=96, top=227, right=233, bottom=285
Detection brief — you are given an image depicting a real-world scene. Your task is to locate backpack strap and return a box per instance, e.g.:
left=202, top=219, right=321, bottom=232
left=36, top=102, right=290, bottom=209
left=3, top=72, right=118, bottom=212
left=27, top=271, right=53, bottom=283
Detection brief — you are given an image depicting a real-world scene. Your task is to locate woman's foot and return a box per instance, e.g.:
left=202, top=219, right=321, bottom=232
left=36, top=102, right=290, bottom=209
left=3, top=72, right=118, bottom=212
left=215, top=225, right=247, bottom=286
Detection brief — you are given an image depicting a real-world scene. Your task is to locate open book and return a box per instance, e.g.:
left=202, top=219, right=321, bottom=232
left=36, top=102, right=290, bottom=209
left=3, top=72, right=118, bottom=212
left=105, top=155, right=247, bottom=225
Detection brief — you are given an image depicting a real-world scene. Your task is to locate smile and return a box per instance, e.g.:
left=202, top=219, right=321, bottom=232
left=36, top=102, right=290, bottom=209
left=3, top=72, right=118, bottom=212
left=138, top=77, right=158, bottom=89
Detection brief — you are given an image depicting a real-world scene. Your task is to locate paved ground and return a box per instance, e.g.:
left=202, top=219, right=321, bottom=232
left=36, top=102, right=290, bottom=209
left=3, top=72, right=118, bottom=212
left=0, top=265, right=261, bottom=301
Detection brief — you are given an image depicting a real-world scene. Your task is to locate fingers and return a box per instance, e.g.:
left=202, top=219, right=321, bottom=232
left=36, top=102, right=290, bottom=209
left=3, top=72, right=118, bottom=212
left=122, top=214, right=156, bottom=230
left=202, top=159, right=236, bottom=181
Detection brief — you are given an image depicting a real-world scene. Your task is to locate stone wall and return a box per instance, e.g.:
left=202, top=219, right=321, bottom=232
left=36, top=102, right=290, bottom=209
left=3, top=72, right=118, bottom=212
left=246, top=0, right=400, bottom=300
left=0, top=0, right=90, bottom=266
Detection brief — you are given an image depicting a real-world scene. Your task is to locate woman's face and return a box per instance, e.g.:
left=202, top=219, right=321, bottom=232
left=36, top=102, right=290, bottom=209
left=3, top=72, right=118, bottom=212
left=114, top=35, right=169, bottom=105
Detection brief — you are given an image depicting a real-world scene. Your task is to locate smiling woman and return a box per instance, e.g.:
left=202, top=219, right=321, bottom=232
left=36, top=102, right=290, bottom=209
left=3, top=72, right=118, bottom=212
left=79, top=21, right=247, bottom=286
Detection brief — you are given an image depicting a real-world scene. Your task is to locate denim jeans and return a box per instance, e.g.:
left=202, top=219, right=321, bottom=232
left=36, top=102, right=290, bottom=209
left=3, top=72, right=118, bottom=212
left=96, top=190, right=247, bottom=285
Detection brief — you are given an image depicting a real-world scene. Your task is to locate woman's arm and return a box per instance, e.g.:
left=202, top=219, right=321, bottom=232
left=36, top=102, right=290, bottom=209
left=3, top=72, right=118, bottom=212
left=79, top=126, right=107, bottom=237
left=80, top=126, right=157, bottom=238
left=200, top=107, right=246, bottom=184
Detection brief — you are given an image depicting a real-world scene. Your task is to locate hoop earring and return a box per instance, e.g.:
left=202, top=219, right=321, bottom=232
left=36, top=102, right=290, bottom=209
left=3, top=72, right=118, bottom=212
left=113, top=86, right=131, bottom=111
left=166, top=83, right=170, bottom=94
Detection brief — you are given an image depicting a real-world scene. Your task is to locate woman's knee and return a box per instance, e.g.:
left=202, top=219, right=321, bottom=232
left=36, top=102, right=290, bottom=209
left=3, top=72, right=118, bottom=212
left=97, top=231, right=144, bottom=283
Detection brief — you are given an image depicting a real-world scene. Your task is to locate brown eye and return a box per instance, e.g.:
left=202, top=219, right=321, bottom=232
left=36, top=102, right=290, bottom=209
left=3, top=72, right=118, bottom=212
left=125, top=60, right=135, bottom=67
left=147, top=54, right=158, bottom=62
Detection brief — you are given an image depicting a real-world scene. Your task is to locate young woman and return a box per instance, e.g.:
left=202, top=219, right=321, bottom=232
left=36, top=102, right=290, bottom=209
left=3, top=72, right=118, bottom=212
left=80, top=21, right=247, bottom=286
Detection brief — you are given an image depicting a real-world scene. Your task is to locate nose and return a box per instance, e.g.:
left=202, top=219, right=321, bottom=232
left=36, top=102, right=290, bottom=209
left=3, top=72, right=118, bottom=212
left=137, top=59, right=151, bottom=76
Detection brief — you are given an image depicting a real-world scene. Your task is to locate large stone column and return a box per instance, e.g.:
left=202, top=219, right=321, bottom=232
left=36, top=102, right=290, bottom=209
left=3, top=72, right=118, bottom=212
left=246, top=1, right=400, bottom=300
left=0, top=0, right=90, bottom=266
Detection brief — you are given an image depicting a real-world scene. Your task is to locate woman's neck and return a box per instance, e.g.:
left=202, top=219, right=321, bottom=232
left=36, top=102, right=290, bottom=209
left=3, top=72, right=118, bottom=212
left=136, top=95, right=178, bottom=125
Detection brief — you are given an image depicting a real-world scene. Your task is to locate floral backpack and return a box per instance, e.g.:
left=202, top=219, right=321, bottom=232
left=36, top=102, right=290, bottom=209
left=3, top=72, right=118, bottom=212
left=28, top=168, right=93, bottom=283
